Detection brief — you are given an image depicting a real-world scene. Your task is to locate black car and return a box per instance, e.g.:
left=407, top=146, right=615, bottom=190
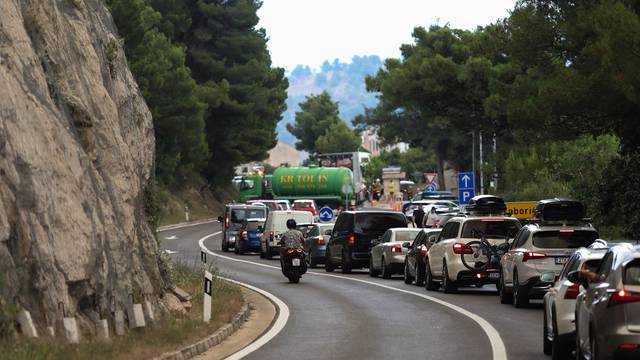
left=325, top=210, right=408, bottom=274
left=404, top=228, right=441, bottom=286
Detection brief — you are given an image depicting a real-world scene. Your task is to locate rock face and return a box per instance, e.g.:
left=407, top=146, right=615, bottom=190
left=0, top=0, right=164, bottom=331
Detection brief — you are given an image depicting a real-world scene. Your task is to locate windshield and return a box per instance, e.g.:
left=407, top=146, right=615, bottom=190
left=355, top=213, right=407, bottom=234
left=461, top=220, right=521, bottom=239
left=230, top=208, right=266, bottom=224
left=624, top=260, right=640, bottom=285
left=532, top=230, right=598, bottom=249
left=296, top=224, right=315, bottom=237
left=245, top=221, right=264, bottom=231
left=394, top=230, right=421, bottom=242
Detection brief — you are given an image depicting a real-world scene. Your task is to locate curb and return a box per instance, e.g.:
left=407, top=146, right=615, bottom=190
left=156, top=299, right=251, bottom=360
left=157, top=218, right=217, bottom=232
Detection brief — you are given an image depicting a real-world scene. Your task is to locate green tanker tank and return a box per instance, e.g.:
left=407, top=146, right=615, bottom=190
left=236, top=166, right=354, bottom=205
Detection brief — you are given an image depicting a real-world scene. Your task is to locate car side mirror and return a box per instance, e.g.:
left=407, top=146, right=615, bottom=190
left=402, top=242, right=411, bottom=249
left=217, top=216, right=224, bottom=223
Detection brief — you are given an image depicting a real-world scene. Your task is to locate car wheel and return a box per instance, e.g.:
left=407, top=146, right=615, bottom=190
left=234, top=241, right=239, bottom=254
left=325, top=248, right=335, bottom=272
left=341, top=250, right=352, bottom=274
left=442, top=261, right=457, bottom=293
left=589, top=326, right=598, bottom=360
left=499, top=271, right=513, bottom=304
left=306, top=251, right=317, bottom=268
left=260, top=247, right=266, bottom=258
left=551, top=309, right=570, bottom=360
left=369, top=257, right=379, bottom=277
left=415, top=262, right=425, bottom=286
left=513, top=270, right=529, bottom=308
left=543, top=304, right=552, bottom=355
left=575, top=318, right=585, bottom=360
left=222, top=240, right=228, bottom=252
left=403, top=261, right=413, bottom=284
left=425, top=259, right=439, bottom=291
left=381, top=257, right=392, bottom=279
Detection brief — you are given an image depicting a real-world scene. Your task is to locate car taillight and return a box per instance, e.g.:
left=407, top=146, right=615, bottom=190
left=315, top=237, right=325, bottom=246
left=522, top=252, right=546, bottom=262
left=609, top=289, right=640, bottom=306
left=270, top=231, right=274, bottom=240
left=564, top=283, right=580, bottom=299
left=420, top=245, right=428, bottom=258
left=287, top=248, right=294, bottom=253
left=391, top=245, right=402, bottom=253
left=241, top=231, right=248, bottom=238
left=452, top=243, right=473, bottom=254
left=348, top=233, right=355, bottom=246
left=618, top=344, right=640, bottom=349
left=225, top=216, right=229, bottom=228
left=296, top=248, right=303, bottom=253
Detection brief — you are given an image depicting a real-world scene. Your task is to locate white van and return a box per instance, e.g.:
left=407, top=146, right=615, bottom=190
left=261, top=210, right=314, bottom=259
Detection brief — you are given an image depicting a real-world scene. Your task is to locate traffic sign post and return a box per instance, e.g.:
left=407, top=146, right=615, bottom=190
left=318, top=206, right=334, bottom=222
left=458, top=172, right=475, bottom=205
left=342, top=184, right=352, bottom=210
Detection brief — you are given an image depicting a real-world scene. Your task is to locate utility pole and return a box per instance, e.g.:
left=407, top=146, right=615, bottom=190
left=492, top=133, right=498, bottom=191
left=479, top=131, right=484, bottom=195
left=471, top=131, right=476, bottom=194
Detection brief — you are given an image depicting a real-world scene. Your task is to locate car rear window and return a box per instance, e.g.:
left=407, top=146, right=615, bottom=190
left=296, top=224, right=315, bottom=237
left=394, top=230, right=421, bottom=242
left=624, top=260, right=640, bottom=285
left=461, top=220, right=520, bottom=239
left=532, top=230, right=597, bottom=249
left=294, top=201, right=313, bottom=208
left=355, top=213, right=407, bottom=234
left=231, top=208, right=266, bottom=223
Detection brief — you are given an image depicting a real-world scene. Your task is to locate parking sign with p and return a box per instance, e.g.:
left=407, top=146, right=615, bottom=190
left=458, top=172, right=475, bottom=205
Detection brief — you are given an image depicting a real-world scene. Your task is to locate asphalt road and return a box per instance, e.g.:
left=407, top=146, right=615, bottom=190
left=160, top=222, right=546, bottom=360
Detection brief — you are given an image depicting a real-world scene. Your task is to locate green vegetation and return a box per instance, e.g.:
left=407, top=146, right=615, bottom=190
left=287, top=91, right=361, bottom=157
left=357, top=0, right=640, bottom=237
left=0, top=262, right=242, bottom=360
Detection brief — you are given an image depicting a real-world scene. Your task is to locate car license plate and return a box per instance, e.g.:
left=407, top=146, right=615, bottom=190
left=292, top=258, right=301, bottom=266
left=555, top=257, right=568, bottom=265
left=488, top=272, right=500, bottom=279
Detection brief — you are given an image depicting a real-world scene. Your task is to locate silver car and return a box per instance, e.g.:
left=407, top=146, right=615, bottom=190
left=369, top=228, right=422, bottom=279
left=571, top=243, right=640, bottom=360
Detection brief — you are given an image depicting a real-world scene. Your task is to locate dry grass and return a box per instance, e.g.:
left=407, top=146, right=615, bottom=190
left=0, top=262, right=243, bottom=360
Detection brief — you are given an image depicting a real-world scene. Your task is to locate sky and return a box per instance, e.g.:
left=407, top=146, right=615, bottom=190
left=258, top=0, right=517, bottom=71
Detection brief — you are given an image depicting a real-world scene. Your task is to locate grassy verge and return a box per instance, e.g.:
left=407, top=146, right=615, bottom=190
left=0, top=262, right=243, bottom=360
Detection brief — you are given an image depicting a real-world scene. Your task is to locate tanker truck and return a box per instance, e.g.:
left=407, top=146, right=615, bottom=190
left=234, top=166, right=355, bottom=207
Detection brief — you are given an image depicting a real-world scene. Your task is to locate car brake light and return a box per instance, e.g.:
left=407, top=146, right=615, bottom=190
left=270, top=231, right=274, bottom=240
left=564, top=283, right=580, bottom=299
left=559, top=229, right=575, bottom=233
left=391, top=245, right=402, bottom=253
left=480, top=218, right=505, bottom=222
left=522, top=252, right=546, bottom=261
left=452, top=243, right=473, bottom=254
left=287, top=248, right=294, bottom=253
left=241, top=231, right=248, bottom=238
left=348, top=233, right=355, bottom=246
left=619, top=344, right=640, bottom=349
left=609, top=289, right=640, bottom=306
left=296, top=248, right=303, bottom=253
left=225, top=216, right=229, bottom=228
left=315, top=237, right=325, bottom=246
left=420, top=245, right=428, bottom=258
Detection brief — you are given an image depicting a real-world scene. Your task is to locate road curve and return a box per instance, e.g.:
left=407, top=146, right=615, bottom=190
left=160, top=222, right=546, bottom=360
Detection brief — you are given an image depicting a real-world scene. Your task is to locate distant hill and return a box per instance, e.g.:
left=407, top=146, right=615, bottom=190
left=278, top=55, right=383, bottom=144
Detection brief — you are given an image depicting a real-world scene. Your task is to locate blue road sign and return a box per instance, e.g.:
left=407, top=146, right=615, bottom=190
left=425, top=184, right=436, bottom=192
left=458, top=172, right=475, bottom=205
left=318, top=206, right=334, bottom=222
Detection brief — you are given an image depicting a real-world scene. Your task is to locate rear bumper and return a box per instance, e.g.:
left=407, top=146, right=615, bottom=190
left=309, top=246, right=327, bottom=262
left=456, top=270, right=501, bottom=285
left=349, top=251, right=370, bottom=268
left=602, top=334, right=640, bottom=360
left=522, top=276, right=554, bottom=298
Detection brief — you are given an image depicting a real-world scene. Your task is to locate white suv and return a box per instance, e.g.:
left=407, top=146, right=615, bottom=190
left=542, top=242, right=608, bottom=359
left=499, top=199, right=598, bottom=308
left=425, top=196, right=521, bottom=293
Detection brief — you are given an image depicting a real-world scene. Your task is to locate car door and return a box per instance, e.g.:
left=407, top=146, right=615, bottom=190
left=305, top=226, right=319, bottom=253
left=406, top=232, right=423, bottom=272
left=329, top=214, right=349, bottom=261
left=372, top=230, right=391, bottom=269
left=502, top=228, right=529, bottom=285
left=429, top=222, right=457, bottom=275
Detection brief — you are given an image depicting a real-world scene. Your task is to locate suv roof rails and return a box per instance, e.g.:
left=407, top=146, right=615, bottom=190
left=521, top=218, right=594, bottom=227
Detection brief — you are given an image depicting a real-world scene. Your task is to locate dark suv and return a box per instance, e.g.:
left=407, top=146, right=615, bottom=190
left=325, top=210, right=407, bottom=273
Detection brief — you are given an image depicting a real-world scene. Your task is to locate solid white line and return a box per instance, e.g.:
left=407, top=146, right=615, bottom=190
left=157, top=219, right=217, bottom=232
left=219, top=277, right=290, bottom=360
left=198, top=231, right=507, bottom=360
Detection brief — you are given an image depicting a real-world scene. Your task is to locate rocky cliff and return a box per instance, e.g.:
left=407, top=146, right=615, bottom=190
left=0, top=0, right=164, bottom=332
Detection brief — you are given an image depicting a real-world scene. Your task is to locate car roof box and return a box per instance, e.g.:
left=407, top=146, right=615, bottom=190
left=535, top=198, right=584, bottom=221
left=465, top=195, right=506, bottom=214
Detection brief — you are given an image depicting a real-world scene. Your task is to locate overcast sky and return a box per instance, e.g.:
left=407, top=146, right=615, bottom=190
left=258, top=0, right=516, bottom=71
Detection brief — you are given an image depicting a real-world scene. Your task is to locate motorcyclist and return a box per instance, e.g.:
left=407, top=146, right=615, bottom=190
left=279, top=219, right=305, bottom=270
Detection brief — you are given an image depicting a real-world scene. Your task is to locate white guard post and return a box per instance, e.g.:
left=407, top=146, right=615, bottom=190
left=203, top=270, right=213, bottom=322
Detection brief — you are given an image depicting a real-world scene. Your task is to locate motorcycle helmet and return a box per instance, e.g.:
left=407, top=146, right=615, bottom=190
left=286, top=219, right=297, bottom=229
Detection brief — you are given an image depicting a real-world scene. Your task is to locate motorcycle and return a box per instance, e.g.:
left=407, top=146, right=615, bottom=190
left=280, top=247, right=307, bottom=283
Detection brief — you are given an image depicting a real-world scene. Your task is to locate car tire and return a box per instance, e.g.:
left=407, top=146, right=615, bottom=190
left=552, top=311, right=571, bottom=360
left=499, top=271, right=513, bottom=304
left=369, top=257, right=379, bottom=277
left=543, top=305, right=552, bottom=355
left=307, top=254, right=317, bottom=268
left=425, top=259, right=439, bottom=291
left=325, top=249, right=335, bottom=272
left=404, top=261, right=413, bottom=284
left=265, top=243, right=273, bottom=260
left=260, top=246, right=266, bottom=258
left=381, top=257, right=392, bottom=279
left=234, top=241, right=239, bottom=255
left=341, top=250, right=352, bottom=274
left=442, top=261, right=457, bottom=293
left=589, top=325, right=598, bottom=360
left=222, top=240, right=228, bottom=252
left=513, top=270, right=529, bottom=308
left=415, top=262, right=425, bottom=286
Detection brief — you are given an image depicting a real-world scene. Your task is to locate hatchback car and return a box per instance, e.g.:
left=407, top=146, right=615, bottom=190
left=571, top=244, right=640, bottom=360
left=426, top=195, right=520, bottom=293
left=369, top=228, right=423, bottom=279
left=326, top=210, right=408, bottom=273
left=500, top=199, right=598, bottom=307
left=404, top=229, right=442, bottom=286
left=303, top=223, right=334, bottom=267
left=542, top=243, right=608, bottom=359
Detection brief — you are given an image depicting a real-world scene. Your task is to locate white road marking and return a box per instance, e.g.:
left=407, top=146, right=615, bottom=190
left=164, top=249, right=178, bottom=254
left=198, top=231, right=507, bottom=360
left=165, top=235, right=178, bottom=240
